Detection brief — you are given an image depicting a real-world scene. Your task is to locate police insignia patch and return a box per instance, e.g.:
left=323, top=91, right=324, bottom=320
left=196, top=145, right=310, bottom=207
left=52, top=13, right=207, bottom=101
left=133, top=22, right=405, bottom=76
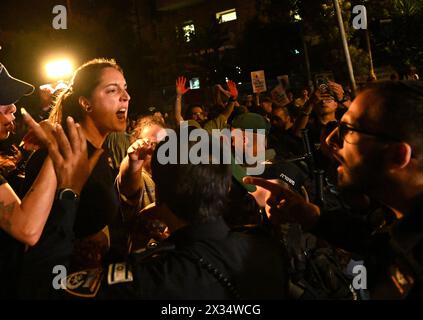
left=107, top=263, right=134, bottom=285
left=64, top=268, right=103, bottom=298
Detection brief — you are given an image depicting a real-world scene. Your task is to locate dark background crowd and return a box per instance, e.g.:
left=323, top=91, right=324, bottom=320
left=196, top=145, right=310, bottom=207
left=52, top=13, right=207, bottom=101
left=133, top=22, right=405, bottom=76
left=0, top=0, right=422, bottom=302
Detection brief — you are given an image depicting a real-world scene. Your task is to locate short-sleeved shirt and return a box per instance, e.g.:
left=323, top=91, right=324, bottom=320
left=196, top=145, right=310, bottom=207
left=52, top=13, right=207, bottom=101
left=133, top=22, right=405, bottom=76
left=104, top=132, right=131, bottom=177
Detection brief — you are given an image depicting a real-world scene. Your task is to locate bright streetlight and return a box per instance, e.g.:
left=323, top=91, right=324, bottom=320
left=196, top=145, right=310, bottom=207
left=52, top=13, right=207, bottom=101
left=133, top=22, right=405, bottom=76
left=45, top=59, right=74, bottom=80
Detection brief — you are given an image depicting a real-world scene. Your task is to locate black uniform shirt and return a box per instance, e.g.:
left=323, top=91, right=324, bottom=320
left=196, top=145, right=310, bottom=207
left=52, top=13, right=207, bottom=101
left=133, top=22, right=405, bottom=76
left=64, top=217, right=289, bottom=300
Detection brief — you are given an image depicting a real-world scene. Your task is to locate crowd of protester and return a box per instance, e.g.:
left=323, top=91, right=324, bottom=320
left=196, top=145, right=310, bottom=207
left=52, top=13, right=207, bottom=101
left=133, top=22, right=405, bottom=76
left=0, top=58, right=422, bottom=300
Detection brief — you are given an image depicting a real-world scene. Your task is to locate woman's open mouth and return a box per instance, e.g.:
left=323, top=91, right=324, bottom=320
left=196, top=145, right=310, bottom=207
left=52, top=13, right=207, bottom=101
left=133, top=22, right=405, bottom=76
left=116, top=108, right=127, bottom=121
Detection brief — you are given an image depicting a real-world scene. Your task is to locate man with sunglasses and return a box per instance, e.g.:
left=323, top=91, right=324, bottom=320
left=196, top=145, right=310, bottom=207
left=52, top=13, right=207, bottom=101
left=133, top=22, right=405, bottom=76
left=244, top=80, right=423, bottom=299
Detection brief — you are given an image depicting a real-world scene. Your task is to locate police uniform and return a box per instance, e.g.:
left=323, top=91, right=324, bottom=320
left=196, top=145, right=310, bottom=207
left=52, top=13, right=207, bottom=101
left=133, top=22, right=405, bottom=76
left=313, top=197, right=423, bottom=299
left=64, top=217, right=289, bottom=299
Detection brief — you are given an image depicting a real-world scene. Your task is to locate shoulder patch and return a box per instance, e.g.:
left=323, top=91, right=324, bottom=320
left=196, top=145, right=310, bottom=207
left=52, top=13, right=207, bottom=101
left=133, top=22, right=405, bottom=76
left=107, top=263, right=133, bottom=285
left=64, top=268, right=103, bottom=298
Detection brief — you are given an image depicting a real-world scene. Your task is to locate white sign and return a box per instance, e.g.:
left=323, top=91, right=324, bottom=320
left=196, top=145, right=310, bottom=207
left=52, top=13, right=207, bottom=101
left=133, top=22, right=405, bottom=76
left=251, top=71, right=267, bottom=93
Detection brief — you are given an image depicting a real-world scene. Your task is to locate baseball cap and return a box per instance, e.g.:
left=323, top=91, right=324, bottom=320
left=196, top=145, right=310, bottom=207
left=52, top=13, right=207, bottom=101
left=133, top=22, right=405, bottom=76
left=231, top=155, right=257, bottom=193
left=231, top=112, right=270, bottom=133
left=259, top=160, right=308, bottom=193
left=0, top=63, right=35, bottom=105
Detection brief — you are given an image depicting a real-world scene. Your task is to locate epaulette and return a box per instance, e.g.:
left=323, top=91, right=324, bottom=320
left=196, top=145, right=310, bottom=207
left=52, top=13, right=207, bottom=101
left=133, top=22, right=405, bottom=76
left=64, top=262, right=136, bottom=298
left=107, top=262, right=134, bottom=286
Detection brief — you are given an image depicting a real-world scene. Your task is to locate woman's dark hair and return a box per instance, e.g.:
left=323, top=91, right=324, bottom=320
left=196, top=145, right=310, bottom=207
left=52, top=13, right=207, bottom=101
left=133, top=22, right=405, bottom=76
left=151, top=133, right=231, bottom=224
left=49, top=58, right=123, bottom=125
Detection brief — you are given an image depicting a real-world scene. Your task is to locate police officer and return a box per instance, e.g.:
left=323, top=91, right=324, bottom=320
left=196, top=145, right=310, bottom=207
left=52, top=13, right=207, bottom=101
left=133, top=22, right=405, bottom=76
left=63, top=133, right=289, bottom=299
left=244, top=81, right=423, bottom=299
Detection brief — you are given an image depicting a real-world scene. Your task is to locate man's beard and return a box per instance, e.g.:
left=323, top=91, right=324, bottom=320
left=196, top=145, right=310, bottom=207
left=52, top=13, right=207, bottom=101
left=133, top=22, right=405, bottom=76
left=338, top=157, right=385, bottom=196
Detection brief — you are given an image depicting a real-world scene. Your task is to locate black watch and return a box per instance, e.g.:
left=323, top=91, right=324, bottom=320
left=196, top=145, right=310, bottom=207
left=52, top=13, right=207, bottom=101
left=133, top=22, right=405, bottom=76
left=56, top=188, right=79, bottom=201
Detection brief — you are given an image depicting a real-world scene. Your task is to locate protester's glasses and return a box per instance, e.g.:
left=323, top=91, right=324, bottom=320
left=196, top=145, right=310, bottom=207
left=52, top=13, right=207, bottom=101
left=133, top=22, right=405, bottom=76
left=326, top=121, right=401, bottom=145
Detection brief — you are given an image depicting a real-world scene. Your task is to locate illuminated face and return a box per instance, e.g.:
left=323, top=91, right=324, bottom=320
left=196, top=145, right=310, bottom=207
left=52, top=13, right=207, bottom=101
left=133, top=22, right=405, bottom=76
left=314, top=88, right=337, bottom=116
left=317, top=97, right=337, bottom=116
left=262, top=101, right=272, bottom=114
left=273, top=108, right=293, bottom=130
left=86, top=67, right=130, bottom=135
left=325, top=91, right=388, bottom=193
left=0, top=104, right=17, bottom=140
left=189, top=106, right=205, bottom=123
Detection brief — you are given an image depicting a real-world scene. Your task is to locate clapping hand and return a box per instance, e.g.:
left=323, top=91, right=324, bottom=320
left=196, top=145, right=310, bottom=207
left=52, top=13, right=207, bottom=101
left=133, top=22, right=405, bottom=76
left=21, top=108, right=103, bottom=194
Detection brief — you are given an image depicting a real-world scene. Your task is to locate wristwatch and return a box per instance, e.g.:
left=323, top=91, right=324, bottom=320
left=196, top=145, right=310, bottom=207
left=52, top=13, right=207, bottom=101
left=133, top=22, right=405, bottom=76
left=56, top=188, right=79, bottom=201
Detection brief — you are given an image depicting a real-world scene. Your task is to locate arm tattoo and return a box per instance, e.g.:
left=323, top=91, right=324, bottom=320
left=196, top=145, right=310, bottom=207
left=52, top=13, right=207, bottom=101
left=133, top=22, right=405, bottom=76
left=0, top=201, right=16, bottom=232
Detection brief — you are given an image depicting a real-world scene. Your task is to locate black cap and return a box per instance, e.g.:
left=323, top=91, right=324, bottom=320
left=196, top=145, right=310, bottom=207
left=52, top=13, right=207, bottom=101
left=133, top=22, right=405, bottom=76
left=0, top=63, right=35, bottom=105
left=259, top=160, right=308, bottom=193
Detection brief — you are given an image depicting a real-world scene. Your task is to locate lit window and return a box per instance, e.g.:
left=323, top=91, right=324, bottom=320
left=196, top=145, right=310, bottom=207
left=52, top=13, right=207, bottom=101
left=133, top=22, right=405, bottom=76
left=182, top=22, right=195, bottom=42
left=216, top=9, right=237, bottom=24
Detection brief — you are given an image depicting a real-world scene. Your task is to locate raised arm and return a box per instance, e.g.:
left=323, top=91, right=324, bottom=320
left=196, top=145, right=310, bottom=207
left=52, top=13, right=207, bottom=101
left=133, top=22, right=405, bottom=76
left=0, top=158, right=56, bottom=245
left=220, top=80, right=239, bottom=121
left=175, top=76, right=190, bottom=123
left=117, top=138, right=155, bottom=203
left=216, top=83, right=232, bottom=98
left=328, top=81, right=351, bottom=108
